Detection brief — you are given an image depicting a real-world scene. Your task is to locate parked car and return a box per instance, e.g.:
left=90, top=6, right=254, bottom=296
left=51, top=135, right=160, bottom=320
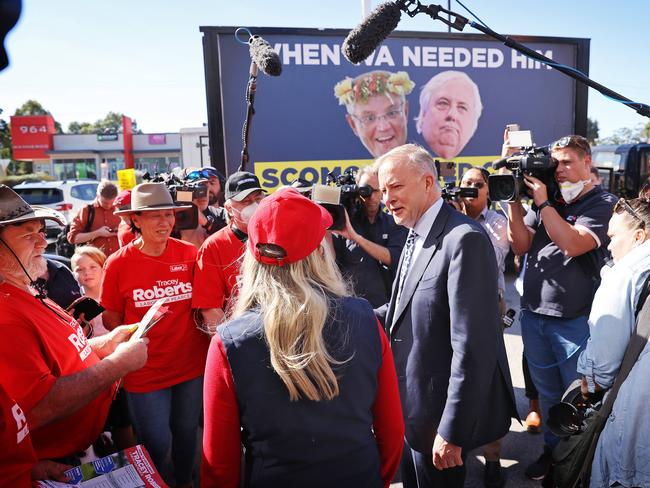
left=12, top=180, right=99, bottom=245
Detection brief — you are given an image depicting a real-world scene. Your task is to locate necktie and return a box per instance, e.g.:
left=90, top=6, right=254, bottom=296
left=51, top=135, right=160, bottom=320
left=396, top=229, right=417, bottom=306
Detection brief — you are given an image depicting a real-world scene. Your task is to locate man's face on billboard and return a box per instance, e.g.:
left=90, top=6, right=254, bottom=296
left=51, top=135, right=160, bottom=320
left=420, top=78, right=479, bottom=160
left=346, top=94, right=408, bottom=159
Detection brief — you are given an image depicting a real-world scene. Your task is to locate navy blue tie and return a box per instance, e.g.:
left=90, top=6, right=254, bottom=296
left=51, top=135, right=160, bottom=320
left=396, top=229, right=417, bottom=306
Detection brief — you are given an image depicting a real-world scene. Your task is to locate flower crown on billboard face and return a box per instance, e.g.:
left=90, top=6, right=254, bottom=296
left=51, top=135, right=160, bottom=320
left=334, top=71, right=415, bottom=106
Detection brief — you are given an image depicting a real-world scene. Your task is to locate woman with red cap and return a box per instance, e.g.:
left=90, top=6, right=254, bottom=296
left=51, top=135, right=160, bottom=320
left=202, top=188, right=404, bottom=488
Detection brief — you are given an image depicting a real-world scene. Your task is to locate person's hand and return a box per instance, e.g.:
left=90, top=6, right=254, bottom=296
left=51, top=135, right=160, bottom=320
left=501, top=127, right=520, bottom=158
left=197, top=209, right=208, bottom=227
left=332, top=210, right=358, bottom=241
left=523, top=174, right=549, bottom=207
left=31, top=460, right=72, bottom=481
left=110, top=337, right=149, bottom=375
left=449, top=199, right=464, bottom=213
left=432, top=434, right=463, bottom=470
left=94, top=225, right=116, bottom=237
left=92, top=324, right=137, bottom=358
left=580, top=376, right=590, bottom=400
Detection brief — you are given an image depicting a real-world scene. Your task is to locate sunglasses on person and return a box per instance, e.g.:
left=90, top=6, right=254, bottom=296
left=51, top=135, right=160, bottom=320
left=551, top=135, right=591, bottom=156
left=614, top=198, right=645, bottom=228
left=186, top=168, right=221, bottom=181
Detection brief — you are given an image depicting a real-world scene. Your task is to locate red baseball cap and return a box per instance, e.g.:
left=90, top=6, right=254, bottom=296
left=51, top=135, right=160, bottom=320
left=247, top=188, right=333, bottom=266
left=114, top=190, right=132, bottom=210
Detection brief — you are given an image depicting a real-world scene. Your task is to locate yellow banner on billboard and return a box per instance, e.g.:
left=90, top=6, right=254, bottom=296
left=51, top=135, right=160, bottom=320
left=117, top=168, right=137, bottom=190
left=254, top=156, right=500, bottom=192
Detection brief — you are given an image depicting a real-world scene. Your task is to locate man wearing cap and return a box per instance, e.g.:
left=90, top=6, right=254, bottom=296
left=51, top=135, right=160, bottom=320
left=193, top=171, right=265, bottom=333
left=0, top=185, right=148, bottom=462
left=67, top=180, right=121, bottom=256
left=335, top=70, right=415, bottom=159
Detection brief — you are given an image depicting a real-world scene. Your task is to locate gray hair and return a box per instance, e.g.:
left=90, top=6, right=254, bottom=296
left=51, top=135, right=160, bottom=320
left=415, top=71, right=483, bottom=134
left=375, top=143, right=440, bottom=187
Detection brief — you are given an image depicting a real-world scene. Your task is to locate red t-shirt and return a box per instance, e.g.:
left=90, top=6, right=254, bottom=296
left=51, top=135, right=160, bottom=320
left=0, top=283, right=113, bottom=460
left=192, top=226, right=245, bottom=311
left=0, top=383, right=35, bottom=487
left=101, top=238, right=209, bottom=393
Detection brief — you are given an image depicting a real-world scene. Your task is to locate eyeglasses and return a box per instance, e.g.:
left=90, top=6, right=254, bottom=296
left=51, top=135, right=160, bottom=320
left=614, top=198, right=645, bottom=228
left=461, top=181, right=485, bottom=189
left=352, top=105, right=404, bottom=127
left=552, top=135, right=591, bottom=156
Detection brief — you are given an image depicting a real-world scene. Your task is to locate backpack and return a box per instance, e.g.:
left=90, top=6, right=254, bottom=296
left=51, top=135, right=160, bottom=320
left=55, top=204, right=95, bottom=258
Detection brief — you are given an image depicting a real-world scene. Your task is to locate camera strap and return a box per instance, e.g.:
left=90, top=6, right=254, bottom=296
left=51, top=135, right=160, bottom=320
left=231, top=226, right=248, bottom=243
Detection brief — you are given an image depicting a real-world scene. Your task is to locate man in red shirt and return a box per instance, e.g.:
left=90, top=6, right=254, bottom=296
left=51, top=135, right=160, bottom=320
left=67, top=180, right=121, bottom=256
left=193, top=171, right=265, bottom=334
left=0, top=185, right=148, bottom=461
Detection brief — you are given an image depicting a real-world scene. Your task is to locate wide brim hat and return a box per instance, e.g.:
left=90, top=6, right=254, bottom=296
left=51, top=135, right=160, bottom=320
left=247, top=187, right=333, bottom=266
left=114, top=182, right=193, bottom=215
left=0, top=185, right=65, bottom=226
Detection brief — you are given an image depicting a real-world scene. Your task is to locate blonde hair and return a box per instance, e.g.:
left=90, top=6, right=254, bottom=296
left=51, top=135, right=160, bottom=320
left=234, top=242, right=350, bottom=401
left=71, top=245, right=107, bottom=271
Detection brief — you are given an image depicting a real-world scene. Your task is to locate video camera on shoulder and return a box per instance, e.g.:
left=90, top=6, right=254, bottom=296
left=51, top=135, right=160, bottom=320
left=434, top=161, right=478, bottom=203
left=488, top=145, right=559, bottom=203
left=141, top=171, right=200, bottom=231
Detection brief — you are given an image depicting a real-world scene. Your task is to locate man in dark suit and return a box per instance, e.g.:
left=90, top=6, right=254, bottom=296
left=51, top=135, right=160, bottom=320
left=375, top=144, right=517, bottom=487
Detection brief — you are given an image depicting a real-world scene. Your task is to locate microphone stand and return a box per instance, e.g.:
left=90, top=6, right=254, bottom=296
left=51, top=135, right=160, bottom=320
left=240, top=62, right=258, bottom=172
left=398, top=0, right=650, bottom=118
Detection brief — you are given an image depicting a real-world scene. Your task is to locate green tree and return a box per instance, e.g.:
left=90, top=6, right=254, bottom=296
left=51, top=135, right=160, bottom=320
left=598, top=124, right=645, bottom=145
left=643, top=120, right=650, bottom=142
left=14, top=99, right=62, bottom=133
left=586, top=117, right=599, bottom=144
left=68, top=112, right=142, bottom=134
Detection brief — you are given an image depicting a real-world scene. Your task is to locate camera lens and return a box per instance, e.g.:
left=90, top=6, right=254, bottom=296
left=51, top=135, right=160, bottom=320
left=547, top=402, right=582, bottom=437
left=488, top=174, right=518, bottom=202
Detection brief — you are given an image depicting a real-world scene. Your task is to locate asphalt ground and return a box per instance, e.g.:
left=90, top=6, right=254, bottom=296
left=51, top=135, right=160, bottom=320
left=391, top=271, right=544, bottom=488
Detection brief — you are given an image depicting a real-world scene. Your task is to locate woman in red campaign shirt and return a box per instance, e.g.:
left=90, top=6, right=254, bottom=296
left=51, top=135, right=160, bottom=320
left=102, top=183, right=209, bottom=488
left=202, top=189, right=404, bottom=488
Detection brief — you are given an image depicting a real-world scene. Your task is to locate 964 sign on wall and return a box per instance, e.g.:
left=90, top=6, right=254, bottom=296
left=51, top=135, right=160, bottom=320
left=10, top=115, right=57, bottom=160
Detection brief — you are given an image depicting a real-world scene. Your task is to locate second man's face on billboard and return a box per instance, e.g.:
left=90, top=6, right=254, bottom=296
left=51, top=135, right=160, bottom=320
left=346, top=94, right=408, bottom=159
left=419, top=78, right=479, bottom=160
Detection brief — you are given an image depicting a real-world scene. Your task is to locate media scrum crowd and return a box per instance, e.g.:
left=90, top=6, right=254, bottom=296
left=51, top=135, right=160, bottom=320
left=3, top=15, right=650, bottom=488
left=3, top=111, right=650, bottom=488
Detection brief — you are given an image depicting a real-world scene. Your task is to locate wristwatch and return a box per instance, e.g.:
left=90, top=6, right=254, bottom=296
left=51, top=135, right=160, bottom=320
left=537, top=200, right=552, bottom=211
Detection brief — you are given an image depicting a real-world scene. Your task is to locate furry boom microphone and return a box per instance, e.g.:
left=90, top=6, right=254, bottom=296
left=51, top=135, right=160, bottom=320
left=342, top=1, right=403, bottom=64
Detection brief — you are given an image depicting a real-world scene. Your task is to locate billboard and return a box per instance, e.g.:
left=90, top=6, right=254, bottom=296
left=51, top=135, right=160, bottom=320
left=201, top=27, right=589, bottom=190
left=10, top=115, right=57, bottom=160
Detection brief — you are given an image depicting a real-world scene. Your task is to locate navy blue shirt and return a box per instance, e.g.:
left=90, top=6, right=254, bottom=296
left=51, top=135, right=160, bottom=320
left=522, top=187, right=617, bottom=318
left=334, top=207, right=407, bottom=308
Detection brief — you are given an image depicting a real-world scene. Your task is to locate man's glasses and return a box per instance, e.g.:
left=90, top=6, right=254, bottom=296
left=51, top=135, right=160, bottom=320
left=461, top=181, right=485, bottom=189
left=352, top=105, right=404, bottom=127
left=552, top=135, right=591, bottom=156
left=614, top=198, right=645, bottom=228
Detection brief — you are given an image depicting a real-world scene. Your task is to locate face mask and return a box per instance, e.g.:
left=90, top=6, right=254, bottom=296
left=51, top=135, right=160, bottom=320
left=559, top=180, right=590, bottom=204
left=237, top=202, right=259, bottom=224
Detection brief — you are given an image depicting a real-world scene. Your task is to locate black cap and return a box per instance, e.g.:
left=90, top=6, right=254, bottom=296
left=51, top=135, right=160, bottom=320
left=225, top=171, right=264, bottom=202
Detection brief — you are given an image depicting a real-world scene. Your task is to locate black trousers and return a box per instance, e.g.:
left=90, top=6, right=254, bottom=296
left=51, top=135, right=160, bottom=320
left=400, top=438, right=467, bottom=488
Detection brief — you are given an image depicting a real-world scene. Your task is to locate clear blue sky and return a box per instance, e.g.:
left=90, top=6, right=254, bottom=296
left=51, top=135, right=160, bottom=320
left=1, top=0, right=648, bottom=138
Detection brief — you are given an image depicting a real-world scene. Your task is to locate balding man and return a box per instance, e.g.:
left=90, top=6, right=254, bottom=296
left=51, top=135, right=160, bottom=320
left=415, top=70, right=483, bottom=160
left=375, top=144, right=516, bottom=487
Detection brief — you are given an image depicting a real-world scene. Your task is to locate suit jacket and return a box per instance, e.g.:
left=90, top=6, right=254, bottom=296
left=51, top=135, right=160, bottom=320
left=376, top=202, right=518, bottom=453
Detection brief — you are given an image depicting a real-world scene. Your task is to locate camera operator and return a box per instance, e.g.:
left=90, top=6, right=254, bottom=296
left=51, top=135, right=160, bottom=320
left=332, top=165, right=407, bottom=308
left=177, top=179, right=227, bottom=249
left=456, top=167, right=510, bottom=487
left=505, top=134, right=617, bottom=480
